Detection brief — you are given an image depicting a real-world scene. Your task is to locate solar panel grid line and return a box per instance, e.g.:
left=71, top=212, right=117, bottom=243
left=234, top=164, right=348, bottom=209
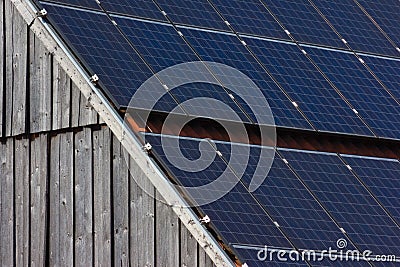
left=353, top=0, right=400, bottom=55
left=338, top=154, right=400, bottom=228
left=279, top=149, right=400, bottom=257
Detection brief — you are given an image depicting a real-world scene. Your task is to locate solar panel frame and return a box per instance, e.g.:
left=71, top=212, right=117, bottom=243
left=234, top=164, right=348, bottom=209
left=100, top=0, right=167, bottom=22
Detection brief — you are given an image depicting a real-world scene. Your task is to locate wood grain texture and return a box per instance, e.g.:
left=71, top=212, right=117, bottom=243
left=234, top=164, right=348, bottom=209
left=181, top=223, right=198, bottom=267
left=52, top=62, right=71, bottom=130
left=93, top=126, right=112, bottom=266
left=0, top=0, right=4, bottom=137
left=14, top=138, right=30, bottom=266
left=30, top=134, right=48, bottom=266
left=74, top=128, right=93, bottom=266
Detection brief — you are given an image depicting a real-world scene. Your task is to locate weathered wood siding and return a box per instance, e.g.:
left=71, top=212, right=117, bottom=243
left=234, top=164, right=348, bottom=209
left=0, top=0, right=216, bottom=266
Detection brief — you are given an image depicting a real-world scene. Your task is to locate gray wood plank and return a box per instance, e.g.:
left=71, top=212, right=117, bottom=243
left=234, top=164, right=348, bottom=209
left=30, top=32, right=52, bottom=133
left=181, top=223, right=198, bottom=267
left=5, top=0, right=27, bottom=136
left=129, top=156, right=155, bottom=267
left=30, top=134, right=48, bottom=266
left=198, top=247, right=215, bottom=267
left=59, top=132, right=74, bottom=266
left=70, top=82, right=80, bottom=128
left=71, top=83, right=98, bottom=128
left=14, top=138, right=30, bottom=266
left=112, top=136, right=129, bottom=266
left=0, top=138, right=14, bottom=266
left=52, top=62, right=71, bottom=130
left=93, top=126, right=112, bottom=266
left=74, top=128, right=93, bottom=266
left=155, top=191, right=179, bottom=267
left=0, top=0, right=4, bottom=137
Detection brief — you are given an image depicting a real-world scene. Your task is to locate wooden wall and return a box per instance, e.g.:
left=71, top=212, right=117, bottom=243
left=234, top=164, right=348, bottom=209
left=0, top=1, right=215, bottom=266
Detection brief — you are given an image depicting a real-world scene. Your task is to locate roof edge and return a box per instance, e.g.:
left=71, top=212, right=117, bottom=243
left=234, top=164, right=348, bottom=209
left=10, top=0, right=234, bottom=265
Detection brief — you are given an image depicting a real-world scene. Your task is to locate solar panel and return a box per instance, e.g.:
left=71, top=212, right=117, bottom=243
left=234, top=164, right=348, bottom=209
left=243, top=37, right=373, bottom=136
left=214, top=143, right=356, bottom=252
left=100, top=0, right=167, bottom=21
left=40, top=0, right=101, bottom=10
left=341, top=155, right=400, bottom=225
left=155, top=0, right=230, bottom=31
left=357, top=0, right=400, bottom=48
left=311, top=0, right=399, bottom=57
left=363, top=55, right=400, bottom=101
left=144, top=134, right=292, bottom=248
left=280, top=149, right=400, bottom=256
left=178, top=26, right=312, bottom=130
left=42, top=3, right=169, bottom=108
left=210, top=0, right=288, bottom=40
left=261, top=0, right=347, bottom=49
left=307, top=47, right=400, bottom=139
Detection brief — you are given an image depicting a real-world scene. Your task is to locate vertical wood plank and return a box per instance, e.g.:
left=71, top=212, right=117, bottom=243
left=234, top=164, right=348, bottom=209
left=49, top=133, right=60, bottom=265
left=71, top=83, right=98, bottom=128
left=0, top=138, right=14, bottom=266
left=70, top=82, right=80, bottom=128
left=14, top=138, right=30, bottom=266
left=74, top=128, right=93, bottom=266
left=181, top=223, right=198, bottom=267
left=30, top=32, right=52, bottom=133
left=5, top=0, right=27, bottom=136
left=0, top=0, right=4, bottom=137
left=52, top=62, right=71, bottom=130
left=198, top=248, right=215, bottom=267
left=60, top=132, right=74, bottom=266
left=112, top=136, right=129, bottom=266
left=93, top=126, right=111, bottom=266
left=155, top=191, right=179, bottom=267
left=30, top=134, right=48, bottom=266
left=129, top=157, right=155, bottom=267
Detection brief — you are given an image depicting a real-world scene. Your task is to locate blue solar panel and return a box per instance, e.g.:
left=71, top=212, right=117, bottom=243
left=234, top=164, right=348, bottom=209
left=312, top=0, right=398, bottom=57
left=262, top=0, right=347, bottom=49
left=155, top=0, right=230, bottom=31
left=363, top=55, right=400, bottom=101
left=243, top=37, right=373, bottom=136
left=100, top=0, right=166, bottom=21
left=341, top=155, right=400, bottom=225
left=210, top=0, right=288, bottom=40
left=308, top=47, right=400, bottom=139
left=215, top=142, right=356, bottom=252
left=114, top=17, right=250, bottom=122
left=40, top=0, right=100, bottom=10
left=357, top=0, right=400, bottom=48
left=280, top=149, right=400, bottom=256
left=144, top=134, right=292, bottom=248
left=179, top=27, right=312, bottom=130
left=43, top=3, right=169, bottom=108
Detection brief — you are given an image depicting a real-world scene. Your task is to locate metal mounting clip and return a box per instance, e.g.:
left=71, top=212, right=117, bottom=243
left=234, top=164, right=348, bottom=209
left=200, top=215, right=210, bottom=224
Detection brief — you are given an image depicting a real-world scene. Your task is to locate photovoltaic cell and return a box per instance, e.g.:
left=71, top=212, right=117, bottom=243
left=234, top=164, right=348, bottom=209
left=280, top=149, right=400, bottom=256
left=357, top=0, right=400, bottom=48
left=308, top=47, right=400, bottom=139
left=341, top=155, right=400, bottom=225
left=312, top=0, right=398, bottom=57
left=363, top=55, right=400, bottom=101
left=179, top=27, right=312, bottom=130
left=100, top=0, right=166, bottom=22
left=115, top=17, right=250, bottom=122
left=42, top=3, right=172, bottom=108
left=40, top=0, right=100, bottom=10
left=144, top=134, right=292, bottom=248
left=262, top=0, right=346, bottom=49
left=210, top=0, right=288, bottom=40
left=155, top=0, right=230, bottom=31
left=243, top=37, right=372, bottom=136
left=215, top=142, right=355, bottom=251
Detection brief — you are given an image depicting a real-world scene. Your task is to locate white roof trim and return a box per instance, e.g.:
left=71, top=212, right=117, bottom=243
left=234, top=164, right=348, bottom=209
left=11, top=0, right=234, bottom=266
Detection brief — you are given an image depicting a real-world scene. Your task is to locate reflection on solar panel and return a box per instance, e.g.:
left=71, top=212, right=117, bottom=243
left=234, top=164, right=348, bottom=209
left=357, top=0, right=400, bottom=48
left=280, top=149, right=400, bottom=256
left=243, top=37, right=372, bottom=136
left=307, top=47, right=400, bottom=139
left=211, top=0, right=288, bottom=40
left=179, top=27, right=312, bottom=129
left=262, top=0, right=347, bottom=49
left=41, top=0, right=100, bottom=9
left=155, top=0, right=229, bottom=31
left=100, top=0, right=166, bottom=21
left=341, top=155, right=400, bottom=224
left=311, top=0, right=398, bottom=57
